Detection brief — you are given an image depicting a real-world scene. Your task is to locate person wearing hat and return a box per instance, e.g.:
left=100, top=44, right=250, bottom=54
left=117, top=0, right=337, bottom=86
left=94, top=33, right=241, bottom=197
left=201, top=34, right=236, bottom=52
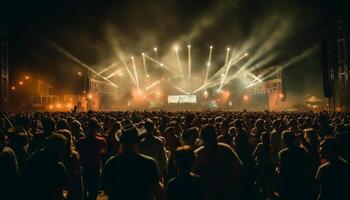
left=103, top=124, right=163, bottom=200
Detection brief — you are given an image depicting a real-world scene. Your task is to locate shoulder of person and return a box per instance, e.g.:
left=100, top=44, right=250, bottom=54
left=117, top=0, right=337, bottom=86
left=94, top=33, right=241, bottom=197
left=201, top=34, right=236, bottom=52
left=2, top=146, right=15, bottom=154
left=278, top=148, right=289, bottom=157
left=316, top=161, right=331, bottom=178
left=194, top=146, right=205, bottom=154
left=139, top=153, right=157, bottom=163
left=217, top=142, right=233, bottom=151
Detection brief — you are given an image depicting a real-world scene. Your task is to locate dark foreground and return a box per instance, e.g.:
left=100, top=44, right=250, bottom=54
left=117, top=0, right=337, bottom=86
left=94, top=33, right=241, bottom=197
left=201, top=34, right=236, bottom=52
left=1, top=111, right=349, bottom=200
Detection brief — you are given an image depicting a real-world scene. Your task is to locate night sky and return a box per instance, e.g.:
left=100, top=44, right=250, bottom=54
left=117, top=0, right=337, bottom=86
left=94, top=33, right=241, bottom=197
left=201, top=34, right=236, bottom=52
left=1, top=0, right=349, bottom=103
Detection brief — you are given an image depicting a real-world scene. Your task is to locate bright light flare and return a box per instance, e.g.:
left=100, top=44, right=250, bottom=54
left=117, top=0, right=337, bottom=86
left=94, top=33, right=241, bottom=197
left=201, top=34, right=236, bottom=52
left=25, top=75, right=30, bottom=80
left=243, top=95, right=249, bottom=101
left=19, top=81, right=23, bottom=85
left=204, top=90, right=208, bottom=98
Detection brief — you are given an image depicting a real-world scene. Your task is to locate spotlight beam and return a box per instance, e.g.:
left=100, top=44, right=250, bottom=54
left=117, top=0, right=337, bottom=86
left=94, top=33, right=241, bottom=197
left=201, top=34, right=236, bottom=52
left=143, top=55, right=177, bottom=75
left=98, top=60, right=120, bottom=75
left=188, top=45, right=191, bottom=80
left=207, top=52, right=248, bottom=84
left=106, top=68, right=122, bottom=79
left=142, top=53, right=148, bottom=76
left=205, top=46, right=213, bottom=82
left=219, top=52, right=249, bottom=90
left=194, top=53, right=249, bottom=93
left=225, top=47, right=230, bottom=65
left=124, top=64, right=137, bottom=86
left=174, top=47, right=183, bottom=75
left=246, top=71, right=262, bottom=83
left=172, top=85, right=190, bottom=95
left=145, top=80, right=160, bottom=90
left=131, top=57, right=140, bottom=90
left=48, top=41, right=119, bottom=88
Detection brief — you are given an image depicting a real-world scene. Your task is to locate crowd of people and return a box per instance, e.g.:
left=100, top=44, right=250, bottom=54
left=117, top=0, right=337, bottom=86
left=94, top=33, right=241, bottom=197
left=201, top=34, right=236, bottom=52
left=0, top=110, right=350, bottom=200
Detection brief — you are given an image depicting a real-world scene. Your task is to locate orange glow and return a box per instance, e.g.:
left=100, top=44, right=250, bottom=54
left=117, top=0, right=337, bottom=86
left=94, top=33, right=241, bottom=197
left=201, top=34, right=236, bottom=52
left=19, top=81, right=23, bottom=85
left=49, top=105, right=53, bottom=109
left=56, top=104, right=61, bottom=108
left=87, top=94, right=93, bottom=99
left=11, top=86, right=16, bottom=90
left=67, top=103, right=72, bottom=108
left=280, top=94, right=284, bottom=98
left=25, top=76, right=30, bottom=80
left=78, top=71, right=82, bottom=76
left=243, top=95, right=249, bottom=101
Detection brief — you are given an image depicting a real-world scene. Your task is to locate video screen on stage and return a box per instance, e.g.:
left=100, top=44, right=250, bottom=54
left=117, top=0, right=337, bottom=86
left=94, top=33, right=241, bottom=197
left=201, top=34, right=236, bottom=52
left=168, top=95, right=197, bottom=104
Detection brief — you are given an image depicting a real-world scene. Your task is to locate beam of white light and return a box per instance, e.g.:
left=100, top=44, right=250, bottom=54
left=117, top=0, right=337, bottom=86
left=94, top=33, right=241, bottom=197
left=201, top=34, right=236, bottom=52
left=142, top=53, right=148, bottom=77
left=238, top=19, right=292, bottom=73
left=246, top=71, right=262, bottom=83
left=219, top=52, right=249, bottom=90
left=225, top=47, right=230, bottom=65
left=261, top=45, right=318, bottom=81
left=188, top=45, right=191, bottom=80
left=145, top=90, right=157, bottom=97
left=124, top=64, right=137, bottom=86
left=131, top=57, right=140, bottom=90
left=174, top=46, right=183, bottom=75
left=192, top=81, right=215, bottom=94
left=98, top=61, right=119, bottom=75
left=143, top=55, right=177, bottom=75
left=106, top=68, right=122, bottom=79
left=207, top=52, right=248, bottom=84
left=105, top=29, right=141, bottom=87
left=194, top=53, right=249, bottom=93
left=172, top=85, right=190, bottom=95
left=146, top=80, right=160, bottom=90
left=205, top=45, right=213, bottom=82
left=48, top=41, right=119, bottom=88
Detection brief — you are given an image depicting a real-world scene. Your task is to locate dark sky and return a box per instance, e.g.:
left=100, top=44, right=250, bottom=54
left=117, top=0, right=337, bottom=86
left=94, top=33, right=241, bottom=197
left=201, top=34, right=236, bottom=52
left=1, top=0, right=349, bottom=101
